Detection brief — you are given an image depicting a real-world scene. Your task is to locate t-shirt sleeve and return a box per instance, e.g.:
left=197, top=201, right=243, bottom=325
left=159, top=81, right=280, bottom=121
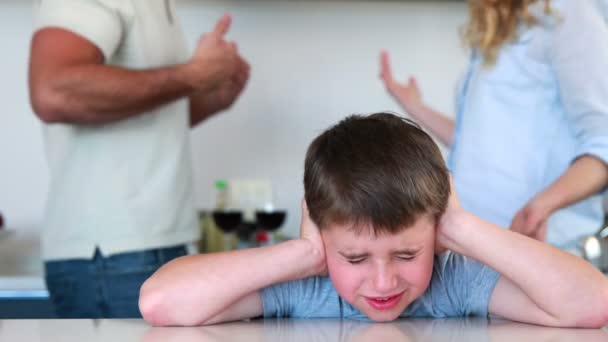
left=34, top=0, right=124, bottom=62
left=442, top=252, right=501, bottom=316
left=261, top=276, right=345, bottom=318
left=409, top=252, right=501, bottom=318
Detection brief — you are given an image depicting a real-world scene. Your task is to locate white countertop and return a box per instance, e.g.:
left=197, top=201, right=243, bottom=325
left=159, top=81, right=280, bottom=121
left=0, top=318, right=606, bottom=342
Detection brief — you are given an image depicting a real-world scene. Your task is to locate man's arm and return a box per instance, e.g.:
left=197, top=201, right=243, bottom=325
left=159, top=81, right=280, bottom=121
left=439, top=200, right=608, bottom=328
left=29, top=15, right=238, bottom=125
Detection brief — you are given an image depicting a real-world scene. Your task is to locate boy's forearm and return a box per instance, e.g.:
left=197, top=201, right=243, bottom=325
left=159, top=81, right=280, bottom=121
left=140, top=239, right=322, bottom=325
left=440, top=210, right=608, bottom=323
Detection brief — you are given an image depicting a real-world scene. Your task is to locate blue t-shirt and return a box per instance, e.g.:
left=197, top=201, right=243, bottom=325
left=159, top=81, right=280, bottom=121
left=261, top=252, right=500, bottom=320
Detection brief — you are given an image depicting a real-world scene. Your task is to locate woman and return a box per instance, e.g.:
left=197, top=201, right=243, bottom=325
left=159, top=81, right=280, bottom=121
left=381, top=0, right=608, bottom=252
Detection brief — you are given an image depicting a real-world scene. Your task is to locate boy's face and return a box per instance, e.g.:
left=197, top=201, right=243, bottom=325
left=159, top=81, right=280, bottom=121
left=321, top=215, right=435, bottom=322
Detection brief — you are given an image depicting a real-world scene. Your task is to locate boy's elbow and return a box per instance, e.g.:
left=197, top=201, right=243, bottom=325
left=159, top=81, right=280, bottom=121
left=592, top=309, right=608, bottom=329
left=139, top=284, right=171, bottom=326
left=577, top=310, right=608, bottom=329
left=574, top=289, right=608, bottom=328
left=590, top=290, right=608, bottom=328
left=139, top=282, right=209, bottom=327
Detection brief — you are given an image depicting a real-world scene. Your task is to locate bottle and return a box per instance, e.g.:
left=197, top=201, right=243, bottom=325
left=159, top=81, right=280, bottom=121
left=214, top=179, right=238, bottom=251
left=215, top=179, right=229, bottom=211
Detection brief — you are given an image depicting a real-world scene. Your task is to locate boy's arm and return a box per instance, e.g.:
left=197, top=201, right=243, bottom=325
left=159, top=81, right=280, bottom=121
left=139, top=239, right=324, bottom=326
left=140, top=200, right=325, bottom=326
left=439, top=207, right=608, bottom=328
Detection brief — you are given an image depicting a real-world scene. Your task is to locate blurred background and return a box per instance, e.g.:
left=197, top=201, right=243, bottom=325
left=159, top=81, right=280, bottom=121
left=0, top=0, right=521, bottom=317
left=0, top=0, right=466, bottom=272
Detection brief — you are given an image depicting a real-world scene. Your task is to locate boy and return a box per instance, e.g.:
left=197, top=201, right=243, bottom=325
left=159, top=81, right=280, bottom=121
left=139, top=113, right=608, bottom=327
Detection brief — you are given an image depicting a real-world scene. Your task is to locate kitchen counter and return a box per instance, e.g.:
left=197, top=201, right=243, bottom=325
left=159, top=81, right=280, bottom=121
left=0, top=231, right=46, bottom=298
left=0, top=231, right=53, bottom=318
left=0, top=318, right=606, bottom=341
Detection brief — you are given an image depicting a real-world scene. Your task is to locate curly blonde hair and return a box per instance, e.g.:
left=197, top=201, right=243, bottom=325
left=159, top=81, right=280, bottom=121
left=463, top=0, right=552, bottom=65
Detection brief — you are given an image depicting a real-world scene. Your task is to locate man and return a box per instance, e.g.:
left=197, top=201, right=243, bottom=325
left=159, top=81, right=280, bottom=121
left=28, top=0, right=249, bottom=318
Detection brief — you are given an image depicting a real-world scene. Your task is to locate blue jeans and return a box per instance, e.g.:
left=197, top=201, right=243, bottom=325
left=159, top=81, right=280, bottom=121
left=44, top=245, right=187, bottom=318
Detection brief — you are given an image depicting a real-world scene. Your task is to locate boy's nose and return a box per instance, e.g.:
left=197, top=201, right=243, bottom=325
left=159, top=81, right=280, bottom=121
left=373, top=264, right=398, bottom=293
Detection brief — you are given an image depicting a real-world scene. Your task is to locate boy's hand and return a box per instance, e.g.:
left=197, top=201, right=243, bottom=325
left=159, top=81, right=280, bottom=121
left=435, top=175, right=466, bottom=254
left=299, top=199, right=327, bottom=276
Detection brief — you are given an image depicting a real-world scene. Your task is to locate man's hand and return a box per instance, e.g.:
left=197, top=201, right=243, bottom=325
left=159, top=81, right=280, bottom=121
left=188, top=14, right=251, bottom=126
left=213, top=50, right=250, bottom=111
left=379, top=50, right=424, bottom=115
left=189, top=49, right=250, bottom=125
left=299, top=199, right=327, bottom=276
left=186, top=14, right=240, bottom=92
left=190, top=50, right=250, bottom=127
left=510, top=197, right=551, bottom=241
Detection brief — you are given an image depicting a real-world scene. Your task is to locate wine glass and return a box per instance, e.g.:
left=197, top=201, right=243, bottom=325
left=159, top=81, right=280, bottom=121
left=212, top=210, right=243, bottom=251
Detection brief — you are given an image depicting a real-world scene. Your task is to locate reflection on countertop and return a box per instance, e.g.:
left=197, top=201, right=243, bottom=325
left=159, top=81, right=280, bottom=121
left=0, top=318, right=606, bottom=342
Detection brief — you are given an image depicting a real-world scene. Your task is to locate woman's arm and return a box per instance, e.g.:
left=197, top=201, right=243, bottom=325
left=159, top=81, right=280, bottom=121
left=379, top=50, right=455, bottom=146
left=511, top=155, right=608, bottom=239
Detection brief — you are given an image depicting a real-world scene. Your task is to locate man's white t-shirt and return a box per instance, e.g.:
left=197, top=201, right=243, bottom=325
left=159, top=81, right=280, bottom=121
left=35, top=0, right=199, bottom=260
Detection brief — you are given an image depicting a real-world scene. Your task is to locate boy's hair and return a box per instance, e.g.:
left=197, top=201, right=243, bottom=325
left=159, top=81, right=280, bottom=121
left=304, top=112, right=450, bottom=235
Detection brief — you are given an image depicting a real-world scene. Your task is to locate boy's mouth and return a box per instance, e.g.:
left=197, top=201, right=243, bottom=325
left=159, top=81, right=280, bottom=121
left=364, top=292, right=404, bottom=311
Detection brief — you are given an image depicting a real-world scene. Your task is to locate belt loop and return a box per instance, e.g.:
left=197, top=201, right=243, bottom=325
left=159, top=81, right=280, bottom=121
left=94, top=247, right=103, bottom=260
left=94, top=247, right=104, bottom=271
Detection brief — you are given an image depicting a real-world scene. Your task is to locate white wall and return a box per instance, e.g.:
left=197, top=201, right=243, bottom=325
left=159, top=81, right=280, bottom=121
left=0, top=2, right=47, bottom=234
left=0, top=1, right=467, bottom=239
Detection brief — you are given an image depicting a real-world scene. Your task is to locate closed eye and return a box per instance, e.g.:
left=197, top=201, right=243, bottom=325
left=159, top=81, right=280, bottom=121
left=396, top=254, right=416, bottom=261
left=347, top=258, right=366, bottom=265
